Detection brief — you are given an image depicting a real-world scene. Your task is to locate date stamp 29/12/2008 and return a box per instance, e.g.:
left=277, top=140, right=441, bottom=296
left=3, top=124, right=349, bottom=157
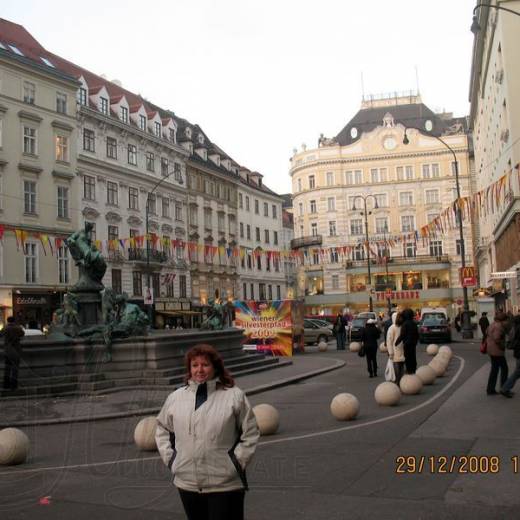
left=395, top=455, right=520, bottom=474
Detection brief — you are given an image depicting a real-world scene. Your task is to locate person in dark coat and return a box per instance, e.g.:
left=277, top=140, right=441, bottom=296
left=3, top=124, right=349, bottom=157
left=362, top=319, right=381, bottom=378
left=2, top=316, right=25, bottom=391
left=333, top=313, right=346, bottom=350
left=486, top=312, right=509, bottom=395
left=394, top=308, right=419, bottom=374
left=479, top=312, right=490, bottom=339
left=500, top=315, right=520, bottom=397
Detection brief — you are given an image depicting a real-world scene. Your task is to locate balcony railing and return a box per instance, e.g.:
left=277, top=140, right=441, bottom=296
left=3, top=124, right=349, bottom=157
left=345, top=254, right=449, bottom=269
left=127, top=248, right=168, bottom=263
left=291, top=235, right=323, bottom=249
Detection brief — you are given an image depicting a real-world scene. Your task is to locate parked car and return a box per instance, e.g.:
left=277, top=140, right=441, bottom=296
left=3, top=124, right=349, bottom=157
left=357, top=312, right=377, bottom=321
left=308, top=319, right=334, bottom=330
left=303, top=319, right=333, bottom=345
left=348, top=317, right=368, bottom=342
left=419, top=317, right=452, bottom=343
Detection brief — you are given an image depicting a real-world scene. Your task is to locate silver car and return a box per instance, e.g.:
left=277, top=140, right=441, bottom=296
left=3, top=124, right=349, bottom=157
left=303, top=319, right=333, bottom=345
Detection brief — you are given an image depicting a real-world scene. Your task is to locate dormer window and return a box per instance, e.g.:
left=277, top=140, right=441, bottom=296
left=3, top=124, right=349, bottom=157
left=185, top=127, right=192, bottom=139
left=169, top=128, right=176, bottom=142
left=120, top=106, right=128, bottom=123
left=8, top=44, right=24, bottom=56
left=154, top=122, right=161, bottom=137
left=100, top=97, right=109, bottom=115
left=198, top=134, right=204, bottom=145
left=41, top=57, right=55, bottom=68
left=139, top=115, right=146, bottom=131
left=78, top=87, right=87, bottom=106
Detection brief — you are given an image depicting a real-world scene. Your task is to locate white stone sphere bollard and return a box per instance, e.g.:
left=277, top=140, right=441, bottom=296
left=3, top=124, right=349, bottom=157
left=379, top=342, right=388, bottom=353
left=349, top=341, right=362, bottom=353
left=429, top=358, right=447, bottom=377
left=0, top=428, right=30, bottom=465
left=426, top=344, right=439, bottom=356
left=399, top=374, right=423, bottom=395
left=416, top=365, right=436, bottom=385
left=439, top=346, right=452, bottom=359
left=330, top=393, right=360, bottom=421
left=134, top=417, right=158, bottom=451
left=374, top=382, right=401, bottom=406
left=253, top=404, right=280, bottom=436
left=318, top=340, right=328, bottom=352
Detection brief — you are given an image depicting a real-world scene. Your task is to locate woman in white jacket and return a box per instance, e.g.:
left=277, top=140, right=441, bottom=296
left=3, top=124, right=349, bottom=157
left=386, top=312, right=405, bottom=384
left=156, top=344, right=259, bottom=520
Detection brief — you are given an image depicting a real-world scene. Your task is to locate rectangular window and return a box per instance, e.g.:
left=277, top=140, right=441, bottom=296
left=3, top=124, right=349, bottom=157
left=57, top=246, right=69, bottom=284
left=327, top=197, right=335, bottom=211
left=276, top=285, right=281, bottom=300
left=326, top=172, right=334, bottom=186
left=86, top=221, right=96, bottom=241
left=146, top=152, right=155, bottom=172
left=422, top=164, right=431, bottom=179
left=84, top=175, right=95, bottom=200
left=299, top=203, right=303, bottom=216
left=242, top=283, right=247, bottom=299
left=169, top=128, right=175, bottom=142
left=404, top=243, right=417, bottom=258
left=370, top=168, right=379, bottom=183
left=405, top=166, right=414, bottom=180
left=154, top=122, right=161, bottom=137
left=456, top=239, right=463, bottom=255
left=310, top=200, right=317, bottom=213
left=23, top=82, right=35, bottom=104
left=100, top=97, right=109, bottom=115
left=139, top=115, right=147, bottom=131
left=246, top=225, right=251, bottom=240
left=57, top=186, right=69, bottom=218
left=128, top=144, right=137, bottom=165
left=350, top=219, right=363, bottom=235
left=346, top=170, right=363, bottom=184
left=120, top=106, right=128, bottom=123
left=255, top=199, right=259, bottom=214
left=218, top=213, right=225, bottom=232
left=132, top=271, right=142, bottom=296
left=245, top=196, right=250, bottom=211
left=56, top=92, right=67, bottom=114
left=78, top=87, right=87, bottom=106
left=239, top=193, right=243, bottom=209
left=268, top=285, right=273, bottom=300
left=250, top=283, right=255, bottom=300
left=161, top=157, right=169, bottom=176
left=147, top=194, right=157, bottom=215
left=429, top=240, right=443, bottom=257
left=272, top=204, right=277, bottom=218
left=128, top=187, right=139, bottom=210
left=255, top=227, right=260, bottom=241
left=83, top=129, right=95, bottom=152
left=23, top=126, right=37, bottom=154
left=425, top=189, right=439, bottom=204
left=106, top=181, right=118, bottom=205
left=375, top=217, right=388, bottom=233
left=106, top=137, right=117, bottom=159
left=204, top=208, right=212, bottom=228
left=264, top=229, right=270, bottom=243
left=24, top=180, right=36, bottom=214
left=264, top=202, right=269, bottom=217
left=399, top=191, right=413, bottom=206
left=24, top=242, right=37, bottom=283
left=152, top=272, right=160, bottom=297
left=311, top=222, right=318, bottom=236
left=108, top=225, right=118, bottom=241
left=175, top=202, right=183, bottom=221
left=431, top=164, right=440, bottom=178
left=374, top=193, right=387, bottom=207
left=259, top=283, right=266, bottom=300
left=332, top=274, right=339, bottom=290
left=401, top=215, right=415, bottom=232
left=396, top=166, right=404, bottom=180
left=179, top=275, right=187, bottom=298
left=55, top=135, right=69, bottom=162
left=247, top=252, right=252, bottom=269
left=330, top=249, right=339, bottom=263
left=329, top=221, right=336, bottom=236
left=240, top=222, right=244, bottom=238
left=309, top=175, right=315, bottom=189
left=111, top=269, right=122, bottom=293
left=162, top=197, right=170, bottom=218
left=274, top=231, right=278, bottom=245
left=297, top=178, right=302, bottom=192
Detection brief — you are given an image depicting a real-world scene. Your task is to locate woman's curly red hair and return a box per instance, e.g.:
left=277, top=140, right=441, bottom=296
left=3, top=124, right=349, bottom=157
left=184, top=343, right=235, bottom=388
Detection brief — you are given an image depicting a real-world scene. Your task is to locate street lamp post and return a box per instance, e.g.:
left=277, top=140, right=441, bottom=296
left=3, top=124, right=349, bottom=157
left=145, top=169, right=183, bottom=326
left=403, top=128, right=473, bottom=339
left=383, top=227, right=392, bottom=316
left=471, top=3, right=520, bottom=34
left=353, top=195, right=379, bottom=313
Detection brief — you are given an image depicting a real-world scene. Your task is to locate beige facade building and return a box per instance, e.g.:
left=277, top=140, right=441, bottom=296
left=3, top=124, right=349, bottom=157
left=290, top=93, right=474, bottom=317
left=469, top=0, right=520, bottom=310
left=0, top=29, right=80, bottom=326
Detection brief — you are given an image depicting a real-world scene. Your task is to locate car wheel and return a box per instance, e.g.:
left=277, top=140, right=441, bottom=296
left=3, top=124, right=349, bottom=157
left=317, top=335, right=328, bottom=344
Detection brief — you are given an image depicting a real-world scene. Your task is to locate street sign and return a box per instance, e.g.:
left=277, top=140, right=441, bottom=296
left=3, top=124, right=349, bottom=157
left=456, top=298, right=463, bottom=305
left=460, top=266, right=477, bottom=288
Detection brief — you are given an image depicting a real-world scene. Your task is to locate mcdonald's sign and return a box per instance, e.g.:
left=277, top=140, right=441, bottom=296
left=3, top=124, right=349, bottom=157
left=460, top=266, right=477, bottom=288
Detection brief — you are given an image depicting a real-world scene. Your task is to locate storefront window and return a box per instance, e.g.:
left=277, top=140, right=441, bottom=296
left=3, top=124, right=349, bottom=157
left=402, top=272, right=422, bottom=290
left=426, top=271, right=450, bottom=289
left=350, top=274, right=367, bottom=293
left=375, top=274, right=396, bottom=291
left=305, top=274, right=324, bottom=295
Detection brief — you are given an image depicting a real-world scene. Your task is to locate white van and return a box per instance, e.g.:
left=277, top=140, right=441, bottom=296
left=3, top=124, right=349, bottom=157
left=420, top=307, right=448, bottom=322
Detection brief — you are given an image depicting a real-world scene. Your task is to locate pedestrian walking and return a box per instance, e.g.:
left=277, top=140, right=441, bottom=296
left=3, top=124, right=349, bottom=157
left=386, top=312, right=405, bottom=384
left=394, top=308, right=419, bottom=374
left=333, top=313, right=346, bottom=350
left=485, top=312, right=509, bottom=395
left=362, top=319, right=381, bottom=378
left=156, top=344, right=259, bottom=520
left=500, top=315, right=520, bottom=398
left=479, top=312, right=490, bottom=339
left=454, top=311, right=462, bottom=333
left=2, top=316, right=25, bottom=391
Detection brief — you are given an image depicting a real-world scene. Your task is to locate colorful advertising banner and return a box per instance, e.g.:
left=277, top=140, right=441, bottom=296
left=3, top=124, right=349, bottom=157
left=234, top=300, right=304, bottom=356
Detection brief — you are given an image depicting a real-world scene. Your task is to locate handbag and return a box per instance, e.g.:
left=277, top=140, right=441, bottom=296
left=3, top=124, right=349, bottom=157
left=480, top=339, right=487, bottom=354
left=358, top=345, right=366, bottom=357
left=385, top=357, right=396, bottom=382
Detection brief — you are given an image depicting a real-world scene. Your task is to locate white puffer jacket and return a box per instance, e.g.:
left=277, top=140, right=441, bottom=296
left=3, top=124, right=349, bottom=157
left=386, top=313, right=405, bottom=362
left=156, top=379, right=259, bottom=493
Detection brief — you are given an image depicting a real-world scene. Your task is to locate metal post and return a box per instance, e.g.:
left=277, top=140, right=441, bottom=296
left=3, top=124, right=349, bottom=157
left=364, top=198, right=373, bottom=312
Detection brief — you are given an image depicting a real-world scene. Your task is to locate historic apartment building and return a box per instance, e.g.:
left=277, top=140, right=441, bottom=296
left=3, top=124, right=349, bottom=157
left=0, top=28, right=80, bottom=326
left=236, top=170, right=286, bottom=301
left=469, top=0, right=520, bottom=310
left=290, top=93, right=474, bottom=316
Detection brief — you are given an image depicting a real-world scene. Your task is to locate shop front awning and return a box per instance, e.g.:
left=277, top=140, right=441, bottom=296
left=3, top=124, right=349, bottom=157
left=155, top=310, right=202, bottom=316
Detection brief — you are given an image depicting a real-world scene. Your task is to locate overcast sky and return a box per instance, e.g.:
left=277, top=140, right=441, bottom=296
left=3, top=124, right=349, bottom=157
left=2, top=0, right=476, bottom=194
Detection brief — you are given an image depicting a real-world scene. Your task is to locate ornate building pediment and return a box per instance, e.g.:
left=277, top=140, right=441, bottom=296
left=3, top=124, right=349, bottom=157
left=189, top=232, right=199, bottom=240
left=127, top=215, right=143, bottom=226
left=105, top=211, right=122, bottom=223
left=175, top=227, right=186, bottom=236
left=148, top=220, right=159, bottom=232
left=161, top=223, right=173, bottom=233
left=205, top=235, right=214, bottom=242
left=82, top=206, right=100, bottom=219
left=218, top=237, right=227, bottom=245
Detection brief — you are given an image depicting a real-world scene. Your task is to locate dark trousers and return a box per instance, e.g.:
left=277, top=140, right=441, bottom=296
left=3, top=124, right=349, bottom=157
left=487, top=355, right=508, bottom=393
left=336, top=331, right=346, bottom=350
left=404, top=345, right=417, bottom=374
left=178, top=488, right=245, bottom=520
left=502, top=358, right=520, bottom=392
left=393, top=361, right=405, bottom=385
left=366, top=351, right=377, bottom=376
left=3, top=356, right=19, bottom=390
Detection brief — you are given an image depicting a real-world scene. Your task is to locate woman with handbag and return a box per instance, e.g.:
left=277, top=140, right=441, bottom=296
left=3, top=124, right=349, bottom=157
left=485, top=312, right=509, bottom=396
left=362, top=319, right=381, bottom=378
left=386, top=312, right=405, bottom=385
